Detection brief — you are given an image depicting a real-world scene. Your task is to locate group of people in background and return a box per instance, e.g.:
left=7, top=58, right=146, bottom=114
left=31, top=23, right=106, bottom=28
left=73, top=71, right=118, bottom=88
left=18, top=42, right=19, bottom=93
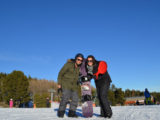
left=9, top=98, right=33, bottom=108
left=57, top=53, right=112, bottom=118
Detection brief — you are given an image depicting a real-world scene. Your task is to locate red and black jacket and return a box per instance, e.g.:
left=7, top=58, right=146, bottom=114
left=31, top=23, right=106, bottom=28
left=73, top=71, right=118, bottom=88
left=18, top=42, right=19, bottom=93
left=93, top=61, right=112, bottom=86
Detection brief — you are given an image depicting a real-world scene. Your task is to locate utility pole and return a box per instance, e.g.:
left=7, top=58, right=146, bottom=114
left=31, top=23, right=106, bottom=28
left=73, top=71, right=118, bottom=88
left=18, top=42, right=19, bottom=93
left=48, top=88, right=56, bottom=108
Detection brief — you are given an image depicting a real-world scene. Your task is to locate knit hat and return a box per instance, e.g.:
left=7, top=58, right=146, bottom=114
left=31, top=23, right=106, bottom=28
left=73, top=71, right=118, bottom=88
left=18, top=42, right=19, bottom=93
left=75, top=53, right=84, bottom=60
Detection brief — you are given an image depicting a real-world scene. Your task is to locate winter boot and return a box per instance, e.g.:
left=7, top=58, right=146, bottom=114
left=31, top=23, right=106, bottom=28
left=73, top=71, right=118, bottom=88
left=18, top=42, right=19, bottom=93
left=68, top=110, right=78, bottom=118
left=104, top=111, right=112, bottom=118
left=100, top=107, right=104, bottom=117
left=57, top=110, right=65, bottom=118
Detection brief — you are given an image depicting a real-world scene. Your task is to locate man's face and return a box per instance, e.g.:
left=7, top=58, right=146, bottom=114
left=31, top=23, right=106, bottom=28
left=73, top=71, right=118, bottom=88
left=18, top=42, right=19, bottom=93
left=76, top=57, right=83, bottom=65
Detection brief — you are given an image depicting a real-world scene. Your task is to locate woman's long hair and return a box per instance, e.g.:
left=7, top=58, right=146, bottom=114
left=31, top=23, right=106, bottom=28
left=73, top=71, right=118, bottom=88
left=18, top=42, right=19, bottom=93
left=87, top=55, right=97, bottom=65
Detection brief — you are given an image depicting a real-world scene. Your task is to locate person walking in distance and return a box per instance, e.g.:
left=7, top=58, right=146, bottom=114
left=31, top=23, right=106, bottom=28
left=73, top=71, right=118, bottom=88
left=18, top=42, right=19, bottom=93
left=46, top=97, right=50, bottom=108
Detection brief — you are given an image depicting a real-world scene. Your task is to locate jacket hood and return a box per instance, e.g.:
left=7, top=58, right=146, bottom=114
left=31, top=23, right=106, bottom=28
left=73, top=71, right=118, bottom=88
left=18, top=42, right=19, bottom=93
left=67, top=59, right=75, bottom=63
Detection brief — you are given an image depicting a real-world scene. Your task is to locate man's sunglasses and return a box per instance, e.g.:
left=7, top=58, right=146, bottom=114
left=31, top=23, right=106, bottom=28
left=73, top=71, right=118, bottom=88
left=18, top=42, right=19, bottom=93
left=87, top=60, right=93, bottom=63
left=77, top=59, right=83, bottom=62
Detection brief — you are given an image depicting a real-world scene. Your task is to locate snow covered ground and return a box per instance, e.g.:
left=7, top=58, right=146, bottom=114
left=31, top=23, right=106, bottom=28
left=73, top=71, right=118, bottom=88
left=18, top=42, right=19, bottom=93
left=0, top=103, right=160, bottom=120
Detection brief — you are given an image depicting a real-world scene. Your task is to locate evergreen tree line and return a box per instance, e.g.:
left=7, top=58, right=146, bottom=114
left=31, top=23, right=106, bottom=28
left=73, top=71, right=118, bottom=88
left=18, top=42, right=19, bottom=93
left=0, top=71, right=160, bottom=107
left=0, top=71, right=58, bottom=108
left=107, top=85, right=160, bottom=106
left=0, top=71, right=29, bottom=106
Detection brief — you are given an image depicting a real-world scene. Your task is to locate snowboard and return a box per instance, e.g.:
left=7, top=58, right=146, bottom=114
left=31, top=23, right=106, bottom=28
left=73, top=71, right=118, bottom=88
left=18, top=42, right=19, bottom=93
left=81, top=77, right=93, bottom=118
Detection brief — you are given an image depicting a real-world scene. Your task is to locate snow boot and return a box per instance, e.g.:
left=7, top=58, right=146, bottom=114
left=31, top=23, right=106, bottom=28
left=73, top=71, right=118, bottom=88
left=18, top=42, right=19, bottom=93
left=104, top=111, right=112, bottom=118
left=100, top=107, right=104, bottom=117
left=68, top=110, right=78, bottom=118
left=57, top=110, right=65, bottom=118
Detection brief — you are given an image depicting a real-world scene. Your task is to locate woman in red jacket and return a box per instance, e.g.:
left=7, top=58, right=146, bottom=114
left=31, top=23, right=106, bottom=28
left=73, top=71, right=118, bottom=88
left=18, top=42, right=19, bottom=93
left=86, top=55, right=112, bottom=118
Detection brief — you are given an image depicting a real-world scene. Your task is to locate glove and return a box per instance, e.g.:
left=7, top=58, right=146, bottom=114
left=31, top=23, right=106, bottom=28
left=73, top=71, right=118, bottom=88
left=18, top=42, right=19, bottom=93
left=98, top=74, right=103, bottom=80
left=87, top=73, right=93, bottom=80
left=94, top=72, right=99, bottom=80
left=57, top=88, right=62, bottom=94
left=93, top=74, right=103, bottom=80
left=93, top=75, right=97, bottom=80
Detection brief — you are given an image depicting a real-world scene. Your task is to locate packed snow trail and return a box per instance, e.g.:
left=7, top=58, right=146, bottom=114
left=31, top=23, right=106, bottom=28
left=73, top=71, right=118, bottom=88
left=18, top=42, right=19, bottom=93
left=0, top=103, right=160, bottom=120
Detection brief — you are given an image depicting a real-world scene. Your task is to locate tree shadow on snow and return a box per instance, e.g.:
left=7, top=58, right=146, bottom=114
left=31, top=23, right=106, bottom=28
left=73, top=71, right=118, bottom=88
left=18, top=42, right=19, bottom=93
left=54, top=108, right=100, bottom=118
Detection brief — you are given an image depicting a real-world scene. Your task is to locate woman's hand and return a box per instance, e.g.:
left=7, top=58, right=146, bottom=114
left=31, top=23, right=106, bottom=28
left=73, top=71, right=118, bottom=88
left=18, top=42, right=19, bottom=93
left=93, top=74, right=103, bottom=80
left=98, top=74, right=103, bottom=80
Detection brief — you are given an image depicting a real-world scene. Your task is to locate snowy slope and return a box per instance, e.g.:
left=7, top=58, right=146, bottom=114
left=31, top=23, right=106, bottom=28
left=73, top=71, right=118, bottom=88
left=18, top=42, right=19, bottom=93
left=0, top=103, right=160, bottom=120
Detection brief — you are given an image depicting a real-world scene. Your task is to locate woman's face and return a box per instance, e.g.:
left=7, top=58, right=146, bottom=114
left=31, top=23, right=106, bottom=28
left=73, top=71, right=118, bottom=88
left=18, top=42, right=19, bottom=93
left=87, top=57, right=93, bottom=66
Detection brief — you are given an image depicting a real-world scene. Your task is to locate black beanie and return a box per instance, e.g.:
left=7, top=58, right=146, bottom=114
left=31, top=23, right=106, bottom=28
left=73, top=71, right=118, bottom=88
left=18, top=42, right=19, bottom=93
left=75, top=53, right=84, bottom=60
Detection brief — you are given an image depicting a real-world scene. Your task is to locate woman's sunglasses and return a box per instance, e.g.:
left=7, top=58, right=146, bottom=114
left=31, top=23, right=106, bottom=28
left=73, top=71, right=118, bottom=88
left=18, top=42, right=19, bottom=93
left=87, top=60, right=93, bottom=63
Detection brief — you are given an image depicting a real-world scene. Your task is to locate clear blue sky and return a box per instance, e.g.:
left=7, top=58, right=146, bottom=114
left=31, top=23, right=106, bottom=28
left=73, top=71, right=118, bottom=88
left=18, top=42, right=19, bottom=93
left=0, top=0, right=160, bottom=92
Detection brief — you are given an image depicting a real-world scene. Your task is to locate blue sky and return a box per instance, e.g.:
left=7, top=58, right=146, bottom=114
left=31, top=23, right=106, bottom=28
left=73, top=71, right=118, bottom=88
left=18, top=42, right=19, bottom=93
left=0, top=0, right=160, bottom=92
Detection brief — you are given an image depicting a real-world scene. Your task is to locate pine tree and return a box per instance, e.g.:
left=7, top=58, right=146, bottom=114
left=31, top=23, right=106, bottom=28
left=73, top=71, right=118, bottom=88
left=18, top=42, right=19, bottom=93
left=115, top=88, right=125, bottom=105
left=108, top=84, right=116, bottom=106
left=125, top=89, right=131, bottom=97
left=34, top=93, right=49, bottom=108
left=108, top=90, right=116, bottom=106
left=3, top=71, right=30, bottom=104
left=0, top=73, right=7, bottom=101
